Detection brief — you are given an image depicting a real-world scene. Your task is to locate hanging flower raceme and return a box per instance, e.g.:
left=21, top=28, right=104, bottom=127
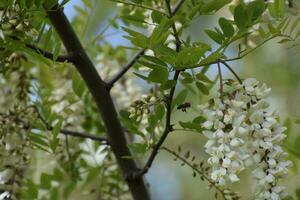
left=0, top=3, right=36, bottom=40
left=200, top=78, right=291, bottom=199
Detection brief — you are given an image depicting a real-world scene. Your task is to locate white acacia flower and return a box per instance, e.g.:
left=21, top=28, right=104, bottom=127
left=200, top=78, right=290, bottom=199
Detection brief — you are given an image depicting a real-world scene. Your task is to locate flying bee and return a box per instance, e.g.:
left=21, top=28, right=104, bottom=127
left=177, top=102, right=191, bottom=112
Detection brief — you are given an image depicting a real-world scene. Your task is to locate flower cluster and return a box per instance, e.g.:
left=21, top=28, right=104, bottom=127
left=0, top=106, right=33, bottom=200
left=201, top=78, right=291, bottom=199
left=0, top=3, right=35, bottom=40
left=129, top=90, right=158, bottom=121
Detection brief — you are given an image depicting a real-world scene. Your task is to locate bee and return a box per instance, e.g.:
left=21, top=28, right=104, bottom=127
left=177, top=102, right=191, bottom=112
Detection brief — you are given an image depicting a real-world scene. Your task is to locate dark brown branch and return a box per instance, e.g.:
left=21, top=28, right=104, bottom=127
left=45, top=5, right=150, bottom=200
left=127, top=0, right=185, bottom=180
left=106, top=0, right=186, bottom=89
left=106, top=50, right=144, bottom=89
left=60, top=129, right=109, bottom=144
left=25, top=43, right=73, bottom=63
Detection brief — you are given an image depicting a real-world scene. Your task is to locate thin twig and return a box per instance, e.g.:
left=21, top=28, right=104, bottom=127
left=25, top=43, right=73, bottom=63
left=60, top=129, right=109, bottom=144
left=185, top=33, right=293, bottom=70
left=106, top=50, right=145, bottom=89
left=109, top=0, right=167, bottom=16
left=106, top=0, right=186, bottom=88
left=30, top=105, right=109, bottom=144
left=220, top=61, right=243, bottom=84
left=217, top=60, right=224, bottom=102
left=160, top=146, right=231, bottom=200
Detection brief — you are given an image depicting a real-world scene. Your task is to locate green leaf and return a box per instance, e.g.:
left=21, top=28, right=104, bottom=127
left=29, top=133, right=49, bottom=150
left=52, top=119, right=63, bottom=138
left=278, top=38, right=291, bottom=44
left=160, top=80, right=177, bottom=90
left=148, top=67, right=168, bottom=84
left=53, top=41, right=62, bottom=61
left=198, top=52, right=224, bottom=66
left=142, top=55, right=167, bottom=67
left=247, top=0, right=266, bottom=21
left=219, top=17, right=234, bottom=37
left=173, top=89, right=188, bottom=109
left=72, top=73, right=86, bottom=98
left=295, top=135, right=300, bottom=149
left=152, top=44, right=177, bottom=56
left=50, top=119, right=63, bottom=152
left=284, top=117, right=292, bottom=140
left=43, top=27, right=53, bottom=50
left=133, top=72, right=148, bottom=81
left=175, top=46, right=210, bottom=67
left=179, top=121, right=203, bottom=132
left=150, top=17, right=172, bottom=46
left=205, top=29, right=224, bottom=44
left=122, top=27, right=149, bottom=48
left=128, top=143, right=147, bottom=154
left=196, top=81, right=209, bottom=95
left=22, top=180, right=38, bottom=200
left=155, top=104, right=165, bottom=121
left=122, top=26, right=143, bottom=37
left=268, top=0, right=285, bottom=19
left=200, top=0, right=231, bottom=13
left=181, top=77, right=194, bottom=84
left=40, top=173, right=52, bottom=189
left=121, top=15, right=147, bottom=24
left=61, top=0, right=70, bottom=6
left=296, top=189, right=300, bottom=200
left=234, top=4, right=250, bottom=30
left=195, top=73, right=213, bottom=83
left=290, top=16, right=300, bottom=35
left=151, top=10, right=163, bottom=24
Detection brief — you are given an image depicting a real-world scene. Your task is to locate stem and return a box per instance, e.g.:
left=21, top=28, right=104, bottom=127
left=45, top=5, right=150, bottom=200
left=220, top=61, right=243, bottom=84
left=185, top=33, right=293, bottom=70
left=109, top=0, right=167, bottom=16
left=106, top=0, right=186, bottom=88
left=25, top=43, right=73, bottom=62
left=60, top=129, right=109, bottom=144
left=107, top=50, right=145, bottom=89
left=160, top=147, right=230, bottom=200
left=217, top=61, right=223, bottom=101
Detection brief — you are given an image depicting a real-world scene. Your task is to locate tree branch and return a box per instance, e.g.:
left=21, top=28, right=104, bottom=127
left=106, top=0, right=186, bottom=89
left=45, top=5, right=150, bottom=200
left=60, top=129, right=109, bottom=144
left=106, top=50, right=144, bottom=89
left=127, top=0, right=185, bottom=180
left=25, top=43, right=73, bottom=63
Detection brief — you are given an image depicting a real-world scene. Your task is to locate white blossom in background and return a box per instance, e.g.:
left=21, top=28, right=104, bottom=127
left=200, top=78, right=291, bottom=199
